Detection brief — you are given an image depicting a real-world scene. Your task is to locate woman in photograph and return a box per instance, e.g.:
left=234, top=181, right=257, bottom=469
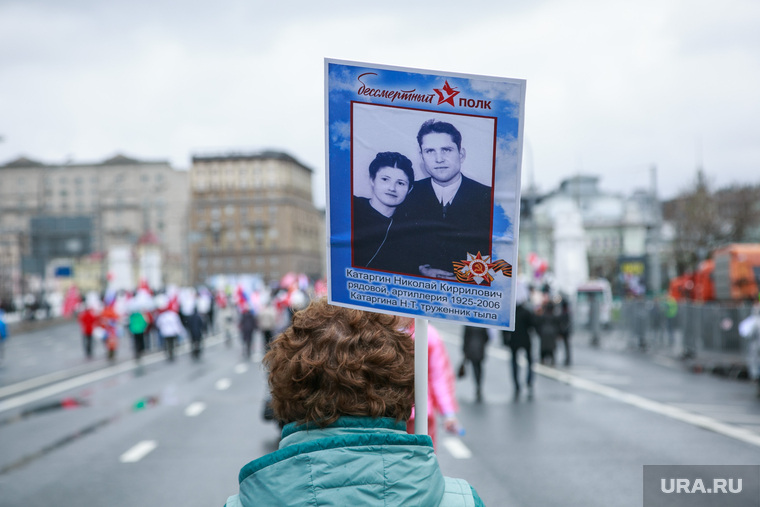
left=352, top=151, right=415, bottom=272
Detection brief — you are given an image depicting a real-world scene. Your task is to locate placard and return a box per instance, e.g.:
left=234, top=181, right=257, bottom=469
left=325, top=59, right=526, bottom=329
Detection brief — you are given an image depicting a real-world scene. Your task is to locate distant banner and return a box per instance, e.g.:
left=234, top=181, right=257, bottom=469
left=325, top=59, right=526, bottom=329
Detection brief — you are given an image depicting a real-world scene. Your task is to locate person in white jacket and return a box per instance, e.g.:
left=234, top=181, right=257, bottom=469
left=154, top=295, right=185, bottom=362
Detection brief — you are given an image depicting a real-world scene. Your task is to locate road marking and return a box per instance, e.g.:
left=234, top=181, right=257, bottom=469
left=439, top=330, right=760, bottom=448
left=0, top=366, right=99, bottom=399
left=577, top=373, right=632, bottom=385
left=0, top=333, right=229, bottom=414
left=185, top=402, right=206, bottom=417
left=0, top=361, right=138, bottom=414
left=535, top=364, right=760, bottom=447
left=717, top=414, right=760, bottom=425
left=215, top=378, right=232, bottom=391
left=442, top=437, right=472, bottom=459
left=119, top=440, right=157, bottom=463
left=234, top=364, right=249, bottom=374
left=673, top=403, right=753, bottom=413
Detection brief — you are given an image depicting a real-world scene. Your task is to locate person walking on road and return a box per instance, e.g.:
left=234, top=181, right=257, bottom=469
left=186, top=306, right=205, bottom=361
left=258, top=299, right=277, bottom=351
left=77, top=302, right=98, bottom=359
left=503, top=298, right=537, bottom=399
left=127, top=300, right=149, bottom=363
left=99, top=304, right=120, bottom=362
left=238, top=303, right=257, bottom=361
left=460, top=325, right=489, bottom=402
left=404, top=319, right=461, bottom=449
left=154, top=297, right=184, bottom=362
left=223, top=298, right=484, bottom=507
left=557, top=297, right=572, bottom=366
left=536, top=299, right=559, bottom=366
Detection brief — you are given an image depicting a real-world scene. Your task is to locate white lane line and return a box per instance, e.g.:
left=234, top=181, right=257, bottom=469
left=440, top=331, right=760, bottom=448
left=442, top=437, right=472, bottom=459
left=673, top=403, right=753, bottom=413
left=185, top=402, right=206, bottom=417
left=234, top=364, right=249, bottom=374
left=119, top=440, right=157, bottom=463
left=215, top=378, right=232, bottom=391
left=0, top=367, right=97, bottom=399
left=534, top=363, right=760, bottom=447
left=577, top=373, right=632, bottom=385
left=0, top=361, right=138, bottom=414
left=0, top=333, right=230, bottom=414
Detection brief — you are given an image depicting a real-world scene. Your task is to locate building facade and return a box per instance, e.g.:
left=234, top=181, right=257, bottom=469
left=0, top=154, right=189, bottom=305
left=188, top=151, right=325, bottom=286
left=519, top=175, right=667, bottom=296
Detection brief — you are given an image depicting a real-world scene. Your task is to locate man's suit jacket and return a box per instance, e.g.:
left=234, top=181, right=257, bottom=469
left=399, top=175, right=492, bottom=274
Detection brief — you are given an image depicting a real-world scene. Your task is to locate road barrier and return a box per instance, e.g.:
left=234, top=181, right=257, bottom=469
left=578, top=299, right=756, bottom=377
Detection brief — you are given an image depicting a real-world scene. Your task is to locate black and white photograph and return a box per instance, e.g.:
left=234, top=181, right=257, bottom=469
left=351, top=103, right=496, bottom=280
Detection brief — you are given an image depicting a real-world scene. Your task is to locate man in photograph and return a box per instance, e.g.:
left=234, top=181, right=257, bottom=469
left=400, top=119, right=493, bottom=280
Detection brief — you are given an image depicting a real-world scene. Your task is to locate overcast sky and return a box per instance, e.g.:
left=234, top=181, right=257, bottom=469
left=1, top=0, right=758, bottom=209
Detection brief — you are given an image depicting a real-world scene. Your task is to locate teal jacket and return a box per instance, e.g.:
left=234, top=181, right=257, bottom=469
left=225, top=417, right=484, bottom=506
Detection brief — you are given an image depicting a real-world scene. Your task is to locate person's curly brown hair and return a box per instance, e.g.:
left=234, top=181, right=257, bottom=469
left=264, top=298, right=415, bottom=427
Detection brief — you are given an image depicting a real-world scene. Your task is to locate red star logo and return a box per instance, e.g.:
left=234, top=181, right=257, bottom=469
left=433, top=80, right=460, bottom=106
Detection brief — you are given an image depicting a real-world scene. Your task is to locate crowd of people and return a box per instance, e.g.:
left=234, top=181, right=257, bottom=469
left=0, top=267, right=593, bottom=507
left=67, top=281, right=316, bottom=366
left=456, top=282, right=574, bottom=401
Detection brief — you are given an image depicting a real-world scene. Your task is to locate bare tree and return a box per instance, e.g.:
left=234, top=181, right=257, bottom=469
left=666, top=170, right=721, bottom=274
left=714, top=183, right=760, bottom=242
left=664, top=171, right=760, bottom=275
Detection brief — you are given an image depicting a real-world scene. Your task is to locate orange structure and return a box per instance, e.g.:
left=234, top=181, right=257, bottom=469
left=670, top=244, right=760, bottom=302
left=713, top=244, right=760, bottom=301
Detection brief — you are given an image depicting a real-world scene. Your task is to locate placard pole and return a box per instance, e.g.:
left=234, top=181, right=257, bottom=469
left=414, top=318, right=428, bottom=435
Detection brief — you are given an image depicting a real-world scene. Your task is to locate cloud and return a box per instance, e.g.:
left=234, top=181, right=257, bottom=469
left=1, top=0, right=758, bottom=212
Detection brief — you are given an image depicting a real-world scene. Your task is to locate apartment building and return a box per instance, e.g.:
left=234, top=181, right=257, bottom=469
left=0, top=154, right=189, bottom=303
left=189, top=151, right=325, bottom=286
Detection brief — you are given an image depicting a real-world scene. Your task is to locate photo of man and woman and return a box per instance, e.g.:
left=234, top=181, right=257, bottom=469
left=351, top=106, right=496, bottom=281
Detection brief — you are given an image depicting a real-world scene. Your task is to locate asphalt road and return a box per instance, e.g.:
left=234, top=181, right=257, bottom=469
left=1, top=318, right=759, bottom=506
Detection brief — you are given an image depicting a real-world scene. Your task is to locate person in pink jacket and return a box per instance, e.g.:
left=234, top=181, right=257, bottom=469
left=404, top=319, right=460, bottom=448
